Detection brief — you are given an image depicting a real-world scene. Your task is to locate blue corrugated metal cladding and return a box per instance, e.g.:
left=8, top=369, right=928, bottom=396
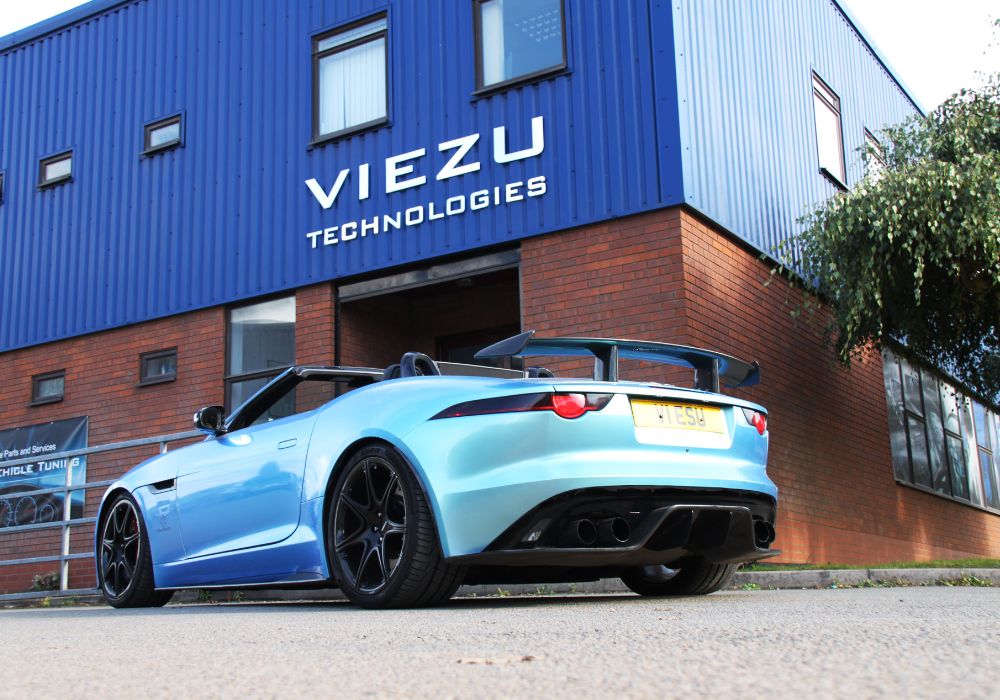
left=672, top=0, right=919, bottom=257
left=0, top=0, right=681, bottom=351
left=0, top=0, right=918, bottom=352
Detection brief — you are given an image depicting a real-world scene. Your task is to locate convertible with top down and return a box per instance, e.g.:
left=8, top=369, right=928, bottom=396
left=96, top=331, right=778, bottom=609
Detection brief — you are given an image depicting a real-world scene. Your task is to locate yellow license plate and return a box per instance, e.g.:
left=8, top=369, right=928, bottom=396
left=631, top=400, right=725, bottom=433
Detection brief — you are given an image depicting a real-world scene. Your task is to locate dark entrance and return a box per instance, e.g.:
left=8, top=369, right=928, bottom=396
left=337, top=255, right=520, bottom=370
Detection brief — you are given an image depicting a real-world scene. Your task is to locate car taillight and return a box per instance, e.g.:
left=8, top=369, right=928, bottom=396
left=741, top=407, right=767, bottom=435
left=432, top=393, right=612, bottom=420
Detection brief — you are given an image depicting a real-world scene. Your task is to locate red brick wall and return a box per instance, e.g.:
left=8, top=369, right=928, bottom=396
left=0, top=283, right=341, bottom=593
left=0, top=309, right=225, bottom=592
left=521, top=207, right=1000, bottom=564
left=296, top=283, right=336, bottom=366
left=4, top=209, right=997, bottom=595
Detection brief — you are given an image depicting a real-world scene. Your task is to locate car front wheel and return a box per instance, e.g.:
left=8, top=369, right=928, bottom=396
left=98, top=493, right=172, bottom=608
left=328, top=445, right=464, bottom=609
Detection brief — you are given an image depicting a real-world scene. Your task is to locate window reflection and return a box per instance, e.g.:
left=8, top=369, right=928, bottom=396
left=478, top=0, right=565, bottom=89
left=882, top=347, right=999, bottom=509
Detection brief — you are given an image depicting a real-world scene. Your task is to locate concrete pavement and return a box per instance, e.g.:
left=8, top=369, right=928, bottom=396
left=2, top=587, right=998, bottom=698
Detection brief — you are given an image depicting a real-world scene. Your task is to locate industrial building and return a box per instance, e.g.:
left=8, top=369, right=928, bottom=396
left=1, top=0, right=997, bottom=593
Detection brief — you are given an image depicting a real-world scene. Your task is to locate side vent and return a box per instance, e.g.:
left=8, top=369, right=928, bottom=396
left=150, top=478, right=176, bottom=493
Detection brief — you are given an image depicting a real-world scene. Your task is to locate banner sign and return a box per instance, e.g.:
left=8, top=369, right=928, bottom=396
left=0, top=417, right=88, bottom=528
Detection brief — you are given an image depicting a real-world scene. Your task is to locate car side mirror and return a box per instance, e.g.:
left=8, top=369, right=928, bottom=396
left=194, top=406, right=226, bottom=435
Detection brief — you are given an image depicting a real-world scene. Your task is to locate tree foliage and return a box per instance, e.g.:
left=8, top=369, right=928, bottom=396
left=793, top=71, right=1000, bottom=399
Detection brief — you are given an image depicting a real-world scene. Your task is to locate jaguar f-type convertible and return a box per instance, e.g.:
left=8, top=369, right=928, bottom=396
left=96, top=331, right=777, bottom=609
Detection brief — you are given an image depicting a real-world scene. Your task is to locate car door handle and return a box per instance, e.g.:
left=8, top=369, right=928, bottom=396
left=277, top=438, right=298, bottom=450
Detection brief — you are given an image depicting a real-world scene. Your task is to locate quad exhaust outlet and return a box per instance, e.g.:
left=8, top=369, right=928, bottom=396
left=753, top=520, right=775, bottom=548
left=574, top=519, right=598, bottom=546
left=599, top=517, right=631, bottom=544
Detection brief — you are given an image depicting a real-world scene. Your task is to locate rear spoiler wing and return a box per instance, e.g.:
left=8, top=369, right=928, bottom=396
left=474, top=331, right=760, bottom=391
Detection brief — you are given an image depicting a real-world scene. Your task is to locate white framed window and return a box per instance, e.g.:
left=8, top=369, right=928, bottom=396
left=475, top=0, right=566, bottom=91
left=812, top=73, right=846, bottom=188
left=313, top=15, right=388, bottom=141
left=38, top=151, right=73, bottom=188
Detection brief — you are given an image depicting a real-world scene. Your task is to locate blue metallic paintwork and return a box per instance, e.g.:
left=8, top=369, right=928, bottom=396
left=395, top=384, right=772, bottom=557
left=0, top=0, right=677, bottom=352
left=154, top=497, right=328, bottom=589
left=174, top=411, right=315, bottom=559
left=131, top=484, right=185, bottom=566
left=98, top=374, right=773, bottom=588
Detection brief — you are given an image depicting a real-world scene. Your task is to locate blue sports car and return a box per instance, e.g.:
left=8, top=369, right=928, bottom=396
left=96, top=331, right=777, bottom=609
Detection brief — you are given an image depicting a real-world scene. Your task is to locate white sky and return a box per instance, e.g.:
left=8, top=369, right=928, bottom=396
left=838, top=0, right=997, bottom=110
left=0, top=0, right=997, bottom=111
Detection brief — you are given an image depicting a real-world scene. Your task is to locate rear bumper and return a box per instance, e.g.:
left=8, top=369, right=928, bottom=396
left=400, top=395, right=774, bottom=558
left=446, top=487, right=778, bottom=567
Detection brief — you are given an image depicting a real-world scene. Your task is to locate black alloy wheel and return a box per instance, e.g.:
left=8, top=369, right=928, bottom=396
left=97, top=494, right=172, bottom=608
left=100, top=499, right=142, bottom=598
left=328, top=445, right=464, bottom=609
left=333, top=455, right=407, bottom=594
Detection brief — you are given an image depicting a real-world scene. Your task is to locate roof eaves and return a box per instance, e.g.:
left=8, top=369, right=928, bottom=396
left=830, top=0, right=927, bottom=116
left=0, top=0, right=132, bottom=54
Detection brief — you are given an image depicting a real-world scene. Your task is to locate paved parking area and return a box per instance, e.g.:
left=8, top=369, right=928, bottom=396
left=3, top=587, right=998, bottom=698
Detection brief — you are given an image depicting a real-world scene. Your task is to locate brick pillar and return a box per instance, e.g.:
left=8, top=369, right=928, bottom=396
left=295, top=283, right=336, bottom=366
left=521, top=208, right=693, bottom=382
left=294, top=283, right=337, bottom=412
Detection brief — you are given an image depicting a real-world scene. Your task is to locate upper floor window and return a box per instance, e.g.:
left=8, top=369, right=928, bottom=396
left=38, top=151, right=73, bottom=188
left=475, top=0, right=566, bottom=91
left=812, top=73, right=846, bottom=188
left=864, top=129, right=886, bottom=181
left=31, top=370, right=65, bottom=406
left=226, top=296, right=296, bottom=418
left=313, top=15, right=388, bottom=141
left=143, top=115, right=183, bottom=155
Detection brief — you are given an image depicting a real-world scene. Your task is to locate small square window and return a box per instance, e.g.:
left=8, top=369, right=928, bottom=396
left=475, top=0, right=566, bottom=92
left=143, top=115, right=183, bottom=155
left=38, top=151, right=73, bottom=188
left=313, top=15, right=388, bottom=141
left=31, top=370, right=65, bottom=405
left=139, top=348, right=178, bottom=385
left=812, top=73, right=846, bottom=188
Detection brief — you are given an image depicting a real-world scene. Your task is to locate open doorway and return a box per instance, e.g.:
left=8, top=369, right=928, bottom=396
left=337, top=265, right=520, bottom=371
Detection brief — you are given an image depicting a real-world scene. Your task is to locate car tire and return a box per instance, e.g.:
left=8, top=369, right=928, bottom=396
left=328, top=445, right=464, bottom=609
left=97, top=493, right=173, bottom=608
left=621, top=559, right=737, bottom=596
